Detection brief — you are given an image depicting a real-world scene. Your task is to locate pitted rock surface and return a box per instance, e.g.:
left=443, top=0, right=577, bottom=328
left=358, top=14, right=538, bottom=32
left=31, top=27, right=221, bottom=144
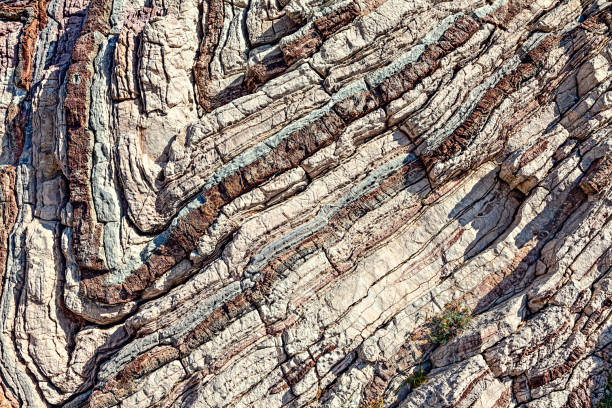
left=0, top=0, right=611, bottom=406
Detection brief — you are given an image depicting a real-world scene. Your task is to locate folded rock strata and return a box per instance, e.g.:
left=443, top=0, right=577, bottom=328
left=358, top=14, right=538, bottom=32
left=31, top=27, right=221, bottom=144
left=0, top=0, right=611, bottom=406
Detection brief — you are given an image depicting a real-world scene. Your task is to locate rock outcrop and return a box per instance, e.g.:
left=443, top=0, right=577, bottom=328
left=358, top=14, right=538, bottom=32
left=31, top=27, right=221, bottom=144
left=0, top=0, right=611, bottom=406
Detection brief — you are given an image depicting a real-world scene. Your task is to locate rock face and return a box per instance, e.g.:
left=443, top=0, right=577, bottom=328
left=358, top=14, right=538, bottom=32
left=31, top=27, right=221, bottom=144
left=0, top=0, right=611, bottom=406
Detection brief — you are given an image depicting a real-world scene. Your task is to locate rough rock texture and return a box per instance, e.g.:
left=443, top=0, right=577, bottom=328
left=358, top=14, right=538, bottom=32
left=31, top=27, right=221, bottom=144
left=0, top=0, right=611, bottom=406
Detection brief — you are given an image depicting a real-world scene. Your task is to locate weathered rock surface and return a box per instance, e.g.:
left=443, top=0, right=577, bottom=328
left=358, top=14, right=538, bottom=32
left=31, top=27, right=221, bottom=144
left=0, top=0, right=611, bottom=406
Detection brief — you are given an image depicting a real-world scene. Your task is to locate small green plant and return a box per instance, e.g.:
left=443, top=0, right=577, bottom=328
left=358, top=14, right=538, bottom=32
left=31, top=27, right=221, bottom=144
left=597, top=373, right=612, bottom=408
left=405, top=367, right=427, bottom=388
left=428, top=302, right=472, bottom=345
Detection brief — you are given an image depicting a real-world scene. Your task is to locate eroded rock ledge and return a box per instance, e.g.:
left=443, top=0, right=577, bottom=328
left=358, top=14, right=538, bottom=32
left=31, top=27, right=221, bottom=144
left=0, top=0, right=611, bottom=406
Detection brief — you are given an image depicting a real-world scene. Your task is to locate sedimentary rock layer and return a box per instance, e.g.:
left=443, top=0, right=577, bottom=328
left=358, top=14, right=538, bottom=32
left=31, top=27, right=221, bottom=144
left=0, top=0, right=611, bottom=406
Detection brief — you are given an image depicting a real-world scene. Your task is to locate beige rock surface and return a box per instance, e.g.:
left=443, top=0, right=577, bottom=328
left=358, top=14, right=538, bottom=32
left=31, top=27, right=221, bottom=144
left=0, top=0, right=610, bottom=406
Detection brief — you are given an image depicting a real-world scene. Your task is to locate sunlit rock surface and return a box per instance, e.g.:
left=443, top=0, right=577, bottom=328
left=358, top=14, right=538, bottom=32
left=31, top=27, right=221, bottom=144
left=0, top=0, right=611, bottom=406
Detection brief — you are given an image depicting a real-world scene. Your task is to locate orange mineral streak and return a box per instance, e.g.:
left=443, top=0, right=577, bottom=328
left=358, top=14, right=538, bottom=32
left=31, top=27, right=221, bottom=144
left=0, top=0, right=48, bottom=91
left=0, top=166, right=17, bottom=292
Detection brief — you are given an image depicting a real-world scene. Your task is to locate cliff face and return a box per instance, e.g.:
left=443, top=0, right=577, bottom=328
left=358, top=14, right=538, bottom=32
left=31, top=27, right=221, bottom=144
left=0, top=0, right=611, bottom=406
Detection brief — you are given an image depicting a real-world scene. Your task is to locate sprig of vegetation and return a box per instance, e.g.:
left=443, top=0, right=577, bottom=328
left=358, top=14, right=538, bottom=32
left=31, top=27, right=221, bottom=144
left=405, top=366, right=428, bottom=388
left=597, top=373, right=612, bottom=408
left=428, top=302, right=472, bottom=345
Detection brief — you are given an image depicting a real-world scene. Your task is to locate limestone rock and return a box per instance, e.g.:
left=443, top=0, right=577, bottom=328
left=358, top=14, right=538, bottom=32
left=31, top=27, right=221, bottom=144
left=0, top=0, right=611, bottom=407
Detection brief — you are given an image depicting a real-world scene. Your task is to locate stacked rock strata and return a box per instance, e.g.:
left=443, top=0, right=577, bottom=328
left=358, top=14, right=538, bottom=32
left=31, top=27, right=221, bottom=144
left=0, top=0, right=611, bottom=406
